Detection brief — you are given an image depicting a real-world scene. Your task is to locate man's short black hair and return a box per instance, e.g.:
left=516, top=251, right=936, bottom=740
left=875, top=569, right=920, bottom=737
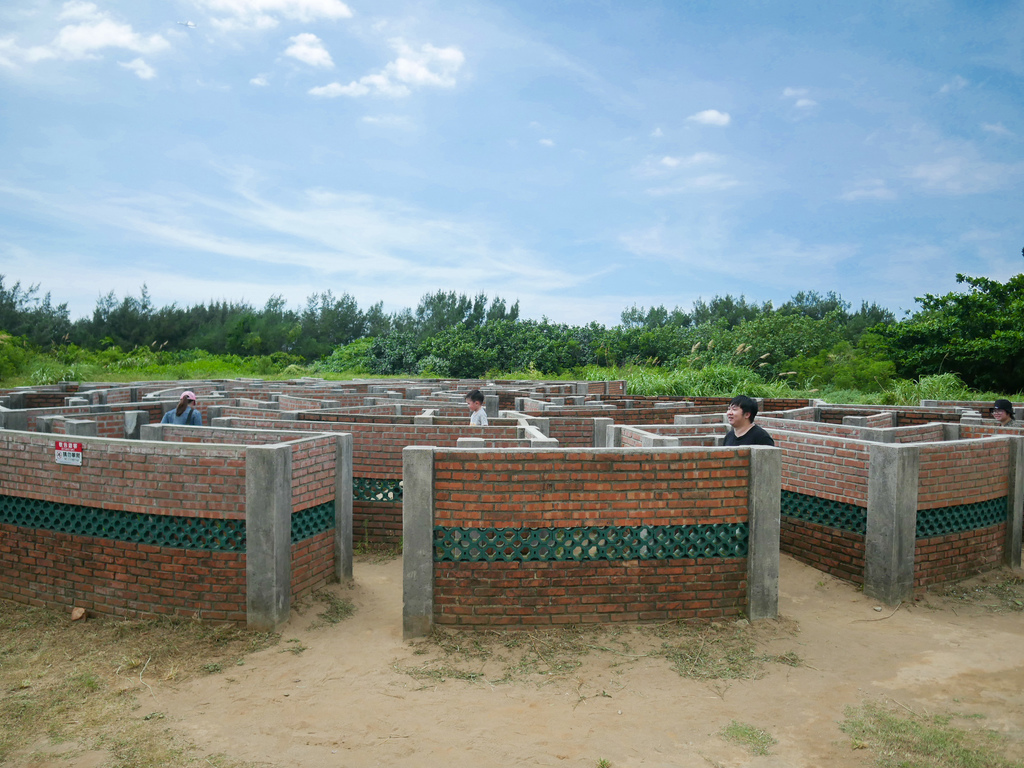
left=465, top=389, right=485, bottom=404
left=730, top=395, right=759, bottom=421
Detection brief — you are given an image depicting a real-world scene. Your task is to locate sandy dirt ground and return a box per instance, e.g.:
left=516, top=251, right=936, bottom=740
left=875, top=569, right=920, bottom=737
left=138, top=554, right=1024, bottom=768
left=16, top=555, right=1024, bottom=768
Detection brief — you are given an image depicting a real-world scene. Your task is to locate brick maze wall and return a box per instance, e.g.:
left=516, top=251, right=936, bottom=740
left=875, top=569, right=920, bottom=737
left=430, top=448, right=751, bottom=627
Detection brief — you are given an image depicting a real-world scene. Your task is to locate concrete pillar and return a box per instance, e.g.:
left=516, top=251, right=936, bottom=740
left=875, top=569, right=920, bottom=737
left=860, top=428, right=896, bottom=443
left=67, top=397, right=89, bottom=407
left=123, top=410, right=149, bottom=439
left=139, top=423, right=163, bottom=441
left=1006, top=436, right=1024, bottom=569
left=593, top=417, right=614, bottom=447
left=642, top=434, right=680, bottom=447
left=608, top=424, right=624, bottom=448
left=64, top=419, right=98, bottom=437
left=403, top=446, right=435, bottom=639
left=530, top=437, right=559, bottom=447
left=484, top=394, right=499, bottom=419
left=9, top=392, right=30, bottom=409
left=35, top=416, right=59, bottom=433
left=864, top=444, right=919, bottom=605
left=746, top=446, right=781, bottom=620
left=245, top=444, right=293, bottom=631
left=413, top=412, right=434, bottom=425
left=457, top=437, right=486, bottom=447
left=335, top=433, right=354, bottom=581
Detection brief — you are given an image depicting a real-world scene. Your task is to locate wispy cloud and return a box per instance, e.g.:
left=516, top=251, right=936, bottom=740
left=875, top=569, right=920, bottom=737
left=905, top=155, right=1023, bottom=194
left=284, top=33, right=333, bottom=68
left=310, top=38, right=464, bottom=98
left=939, top=75, right=968, bottom=94
left=539, top=138, right=554, bottom=147
left=841, top=179, right=896, bottom=201
left=982, top=122, right=1013, bottom=137
left=194, top=0, right=353, bottom=31
left=0, top=1, right=169, bottom=66
left=250, top=74, right=269, bottom=86
left=686, top=109, right=730, bottom=126
left=646, top=174, right=740, bottom=195
left=119, top=57, right=155, bottom=79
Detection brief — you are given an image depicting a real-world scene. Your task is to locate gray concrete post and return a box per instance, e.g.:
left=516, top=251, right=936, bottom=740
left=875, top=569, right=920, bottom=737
left=9, top=392, right=30, bottom=409
left=64, top=419, right=98, bottom=437
left=593, top=417, right=614, bottom=447
left=403, top=447, right=435, bottom=639
left=245, top=444, right=293, bottom=631
left=335, top=433, right=354, bottom=580
left=746, top=446, right=781, bottom=620
left=864, top=443, right=919, bottom=605
left=1005, top=436, right=1024, bottom=569
left=139, top=424, right=164, bottom=441
left=123, top=410, right=149, bottom=439
left=484, top=394, right=499, bottom=419
left=35, top=416, right=59, bottom=433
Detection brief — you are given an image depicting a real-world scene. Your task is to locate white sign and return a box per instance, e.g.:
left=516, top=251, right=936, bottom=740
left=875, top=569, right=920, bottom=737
left=55, top=440, right=83, bottom=466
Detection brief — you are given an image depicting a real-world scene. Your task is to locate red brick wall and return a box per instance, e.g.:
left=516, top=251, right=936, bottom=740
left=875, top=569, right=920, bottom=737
left=915, top=523, right=1006, bottom=588
left=917, top=440, right=1007, bottom=509
left=775, top=431, right=871, bottom=506
left=430, top=448, right=751, bottom=627
left=290, top=436, right=337, bottom=510
left=291, top=529, right=335, bottom=602
left=781, top=518, right=865, bottom=585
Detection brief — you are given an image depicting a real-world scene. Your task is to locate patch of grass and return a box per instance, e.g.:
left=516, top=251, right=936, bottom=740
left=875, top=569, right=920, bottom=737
left=720, top=720, right=777, bottom=756
left=840, top=701, right=1024, bottom=767
left=0, top=600, right=278, bottom=767
left=308, top=590, right=355, bottom=629
left=395, top=619, right=801, bottom=687
left=279, top=638, right=307, bottom=655
left=935, top=571, right=1024, bottom=613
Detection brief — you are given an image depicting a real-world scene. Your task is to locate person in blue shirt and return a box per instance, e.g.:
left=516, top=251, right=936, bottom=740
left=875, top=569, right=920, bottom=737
left=161, top=390, right=203, bottom=426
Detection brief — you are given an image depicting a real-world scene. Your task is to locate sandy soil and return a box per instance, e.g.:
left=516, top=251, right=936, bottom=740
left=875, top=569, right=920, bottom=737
left=120, top=555, right=1023, bottom=768
left=15, top=555, right=1023, bottom=768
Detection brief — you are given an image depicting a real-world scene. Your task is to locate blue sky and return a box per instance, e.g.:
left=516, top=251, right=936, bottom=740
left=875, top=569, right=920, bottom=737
left=0, top=0, right=1021, bottom=326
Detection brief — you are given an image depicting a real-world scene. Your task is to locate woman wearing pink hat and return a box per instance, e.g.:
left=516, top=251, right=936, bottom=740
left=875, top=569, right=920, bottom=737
left=161, top=391, right=203, bottom=426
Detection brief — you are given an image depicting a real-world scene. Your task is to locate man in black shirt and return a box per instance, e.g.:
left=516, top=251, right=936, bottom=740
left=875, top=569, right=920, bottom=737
left=724, top=395, right=774, bottom=446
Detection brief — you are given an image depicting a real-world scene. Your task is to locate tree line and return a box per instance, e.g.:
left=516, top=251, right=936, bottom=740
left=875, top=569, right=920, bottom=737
left=2, top=270, right=1022, bottom=394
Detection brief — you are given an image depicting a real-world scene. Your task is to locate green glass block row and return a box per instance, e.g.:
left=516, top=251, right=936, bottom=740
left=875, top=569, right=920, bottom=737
left=917, top=496, right=1007, bottom=539
left=353, top=476, right=403, bottom=502
left=781, top=490, right=866, bottom=535
left=0, top=494, right=337, bottom=551
left=0, top=493, right=246, bottom=552
left=291, top=501, right=336, bottom=543
left=434, top=523, right=749, bottom=563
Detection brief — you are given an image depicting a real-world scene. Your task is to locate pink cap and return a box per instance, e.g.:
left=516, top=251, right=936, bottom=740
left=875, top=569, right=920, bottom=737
left=181, top=390, right=197, bottom=402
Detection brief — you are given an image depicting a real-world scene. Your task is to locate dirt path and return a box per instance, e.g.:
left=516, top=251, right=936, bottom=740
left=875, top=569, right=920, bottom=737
left=148, top=555, right=1024, bottom=768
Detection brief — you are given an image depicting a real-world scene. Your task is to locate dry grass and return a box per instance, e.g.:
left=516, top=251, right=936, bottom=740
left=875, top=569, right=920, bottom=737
left=0, top=599, right=279, bottom=767
left=395, top=616, right=802, bottom=688
left=932, top=570, right=1024, bottom=614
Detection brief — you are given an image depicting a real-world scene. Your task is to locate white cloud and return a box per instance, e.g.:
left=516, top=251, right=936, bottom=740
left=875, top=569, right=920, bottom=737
left=794, top=98, right=817, bottom=109
left=284, top=33, right=333, bottom=68
left=195, top=0, right=353, bottom=31
left=651, top=127, right=663, bottom=138
left=982, top=122, right=1013, bottom=136
left=250, top=74, right=269, bottom=86
left=782, top=87, right=808, bottom=98
left=905, top=155, right=1023, bottom=194
left=840, top=179, right=896, bottom=201
left=646, top=174, right=740, bottom=195
left=939, top=75, right=968, bottom=94
left=539, top=138, right=554, bottom=147
left=659, top=152, right=718, bottom=169
left=119, top=57, right=156, bottom=79
left=0, top=2, right=169, bottom=65
left=782, top=87, right=817, bottom=110
left=310, top=38, right=464, bottom=99
left=686, top=109, right=730, bottom=126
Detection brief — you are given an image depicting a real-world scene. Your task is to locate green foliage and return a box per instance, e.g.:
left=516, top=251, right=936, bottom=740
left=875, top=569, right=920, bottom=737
left=719, top=721, right=777, bottom=756
left=621, top=363, right=794, bottom=398
left=315, top=338, right=375, bottom=374
left=0, top=332, right=30, bottom=381
left=879, top=373, right=974, bottom=406
left=878, top=273, right=1024, bottom=392
left=784, top=337, right=896, bottom=393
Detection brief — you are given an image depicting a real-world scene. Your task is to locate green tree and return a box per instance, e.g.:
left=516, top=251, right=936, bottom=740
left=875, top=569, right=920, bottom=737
left=877, top=273, right=1024, bottom=392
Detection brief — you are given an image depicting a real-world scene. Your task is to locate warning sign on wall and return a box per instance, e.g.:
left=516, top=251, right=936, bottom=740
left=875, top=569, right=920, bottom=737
left=55, top=440, right=83, bottom=466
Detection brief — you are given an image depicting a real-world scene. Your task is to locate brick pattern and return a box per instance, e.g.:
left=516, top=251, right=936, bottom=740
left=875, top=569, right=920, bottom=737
left=547, top=418, right=600, bottom=446
left=290, top=436, right=337, bottom=511
left=781, top=517, right=865, bottom=584
left=0, top=524, right=246, bottom=622
left=775, top=431, right=871, bottom=506
left=917, top=441, right=1008, bottom=509
left=434, top=560, right=746, bottom=625
left=0, top=432, right=246, bottom=519
left=914, top=522, right=1006, bottom=588
left=354, top=500, right=401, bottom=545
left=429, top=449, right=751, bottom=627
left=290, top=529, right=335, bottom=601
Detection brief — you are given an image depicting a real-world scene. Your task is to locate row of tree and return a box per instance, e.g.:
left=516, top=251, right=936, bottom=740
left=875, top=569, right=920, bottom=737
left=2, top=271, right=1022, bottom=393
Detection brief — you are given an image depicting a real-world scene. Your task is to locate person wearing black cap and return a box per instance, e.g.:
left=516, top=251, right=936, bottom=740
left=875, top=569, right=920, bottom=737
left=991, top=399, right=1016, bottom=426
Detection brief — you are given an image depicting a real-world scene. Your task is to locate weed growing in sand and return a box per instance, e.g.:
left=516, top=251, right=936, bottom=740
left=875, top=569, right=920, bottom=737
left=308, top=590, right=355, bottom=629
left=934, top=571, right=1024, bottom=613
left=840, top=701, right=1024, bottom=768
left=720, top=720, right=777, bottom=756
left=0, top=600, right=278, bottom=766
left=396, top=619, right=801, bottom=687
left=596, top=759, right=612, bottom=768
